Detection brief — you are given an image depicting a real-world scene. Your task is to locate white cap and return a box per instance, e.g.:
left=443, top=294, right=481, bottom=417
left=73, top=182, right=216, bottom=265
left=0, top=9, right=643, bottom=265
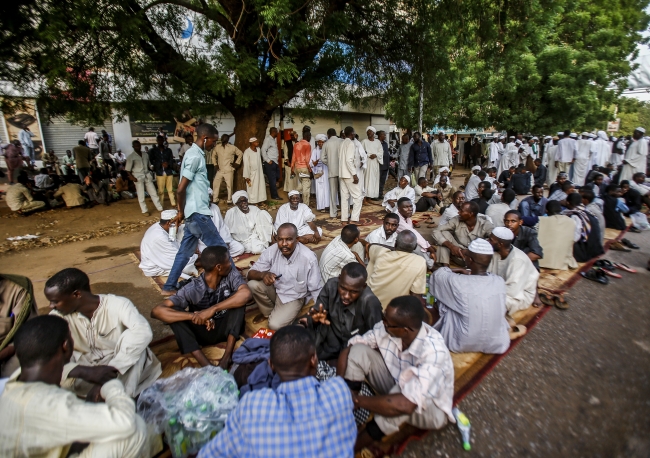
left=557, top=132, right=564, bottom=136
left=366, top=126, right=377, bottom=133
left=468, top=238, right=494, bottom=255
left=569, top=133, right=578, bottom=138
left=249, top=137, right=257, bottom=142
left=492, top=227, right=514, bottom=240
left=531, top=136, right=538, bottom=140
left=315, top=134, right=327, bottom=142
left=161, top=209, right=178, bottom=220
left=471, top=165, right=481, bottom=171
left=581, top=132, right=590, bottom=137
left=636, top=127, right=646, bottom=133
left=515, top=140, right=522, bottom=146
left=288, top=190, right=300, bottom=197
left=232, top=190, right=249, bottom=203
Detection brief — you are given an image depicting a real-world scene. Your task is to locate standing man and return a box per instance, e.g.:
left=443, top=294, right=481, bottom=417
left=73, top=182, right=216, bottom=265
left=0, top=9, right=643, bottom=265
left=243, top=137, right=267, bottom=204
left=149, top=135, right=176, bottom=207
left=84, top=127, right=100, bottom=158
left=573, top=133, right=592, bottom=186
left=362, top=126, right=383, bottom=200
left=261, top=127, right=282, bottom=200
left=3, top=140, right=26, bottom=184
left=99, top=134, right=115, bottom=176
left=291, top=130, right=313, bottom=205
left=409, top=132, right=433, bottom=179
left=72, top=140, right=93, bottom=181
left=19, top=126, right=36, bottom=163
left=162, top=123, right=231, bottom=295
left=489, top=137, right=500, bottom=167
left=556, top=129, right=577, bottom=174
left=619, top=127, right=648, bottom=182
left=397, top=134, right=412, bottom=181
left=378, top=130, right=391, bottom=199
left=125, top=140, right=163, bottom=216
left=178, top=132, right=194, bottom=160
left=211, top=133, right=243, bottom=204
left=321, top=128, right=342, bottom=218
left=432, top=131, right=453, bottom=179
left=339, top=126, right=363, bottom=223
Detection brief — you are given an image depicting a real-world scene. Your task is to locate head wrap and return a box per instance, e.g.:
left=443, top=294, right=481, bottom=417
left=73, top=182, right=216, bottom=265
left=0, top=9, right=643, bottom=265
left=515, top=140, right=522, bottom=146
left=366, top=126, right=377, bottom=133
left=161, top=209, right=178, bottom=220
left=581, top=132, right=590, bottom=137
left=509, top=136, right=515, bottom=139
left=249, top=137, right=257, bottom=142
left=438, top=130, right=445, bottom=135
left=471, top=165, right=481, bottom=171
left=315, top=134, right=327, bottom=142
left=232, top=190, right=249, bottom=203
left=288, top=190, right=300, bottom=197
left=588, top=133, right=596, bottom=139
left=532, top=136, right=538, bottom=141
left=492, top=227, right=514, bottom=241
left=468, top=238, right=494, bottom=255
left=636, top=127, right=646, bottom=133
left=569, top=133, right=578, bottom=138
left=597, top=131, right=608, bottom=141
left=439, top=166, right=450, bottom=174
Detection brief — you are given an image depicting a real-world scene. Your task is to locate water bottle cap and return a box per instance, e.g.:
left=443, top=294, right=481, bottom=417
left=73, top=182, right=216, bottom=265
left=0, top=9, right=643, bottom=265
left=463, top=443, right=471, bottom=451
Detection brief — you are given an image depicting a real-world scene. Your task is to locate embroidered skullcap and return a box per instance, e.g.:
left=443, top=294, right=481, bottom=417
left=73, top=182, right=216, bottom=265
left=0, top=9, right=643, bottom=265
left=288, top=190, right=301, bottom=197
left=232, top=190, right=249, bottom=203
left=468, top=238, right=494, bottom=255
left=492, top=226, right=514, bottom=241
left=161, top=209, right=178, bottom=220
left=249, top=137, right=257, bottom=142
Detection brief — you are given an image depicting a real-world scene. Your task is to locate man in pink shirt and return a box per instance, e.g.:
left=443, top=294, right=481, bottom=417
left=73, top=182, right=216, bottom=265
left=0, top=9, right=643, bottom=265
left=290, top=132, right=313, bottom=205
left=395, top=197, right=435, bottom=269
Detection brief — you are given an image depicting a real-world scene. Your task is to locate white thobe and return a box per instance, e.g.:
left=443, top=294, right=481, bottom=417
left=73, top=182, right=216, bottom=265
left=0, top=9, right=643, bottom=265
left=362, top=138, right=383, bottom=198
left=556, top=137, right=577, bottom=163
left=572, top=139, right=592, bottom=186
left=311, top=146, right=330, bottom=209
left=353, top=139, right=367, bottom=196
left=243, top=147, right=267, bottom=204
left=489, top=142, right=500, bottom=166
left=497, top=142, right=517, bottom=176
left=590, top=138, right=610, bottom=168
left=196, top=203, right=245, bottom=257
left=224, top=205, right=274, bottom=254
left=619, top=138, right=648, bottom=182
left=139, top=223, right=198, bottom=278
left=543, top=144, right=559, bottom=186
left=51, top=295, right=161, bottom=397
left=432, top=141, right=453, bottom=167
left=487, top=246, right=539, bottom=315
left=274, top=202, right=323, bottom=237
left=438, top=204, right=459, bottom=227
left=382, top=185, right=416, bottom=213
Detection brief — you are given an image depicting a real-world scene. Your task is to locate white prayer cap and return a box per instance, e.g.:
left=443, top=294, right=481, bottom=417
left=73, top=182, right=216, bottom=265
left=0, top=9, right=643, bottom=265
left=438, top=130, right=445, bottom=134
left=439, top=166, right=450, bottom=173
left=468, top=238, right=494, bottom=255
left=531, top=136, right=538, bottom=140
left=161, top=209, right=178, bottom=220
left=581, top=132, right=589, bottom=137
left=635, top=127, right=646, bottom=133
left=366, top=126, right=377, bottom=133
left=509, top=136, right=515, bottom=139
left=588, top=133, right=596, bottom=139
left=557, top=132, right=564, bottom=136
left=471, top=165, right=481, bottom=171
left=569, top=133, right=578, bottom=138
left=288, top=190, right=300, bottom=197
left=492, top=227, right=514, bottom=241
left=515, top=140, right=522, bottom=146
left=249, top=137, right=258, bottom=142
left=315, top=134, right=327, bottom=142
left=544, top=136, right=552, bottom=140
left=232, top=190, right=249, bottom=203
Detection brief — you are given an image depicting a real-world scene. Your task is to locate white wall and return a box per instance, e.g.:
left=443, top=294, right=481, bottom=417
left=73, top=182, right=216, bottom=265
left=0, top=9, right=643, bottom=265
left=111, top=112, right=134, bottom=153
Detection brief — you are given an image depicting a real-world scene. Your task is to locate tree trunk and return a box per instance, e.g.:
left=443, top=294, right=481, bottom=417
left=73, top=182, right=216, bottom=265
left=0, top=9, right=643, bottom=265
left=230, top=108, right=274, bottom=192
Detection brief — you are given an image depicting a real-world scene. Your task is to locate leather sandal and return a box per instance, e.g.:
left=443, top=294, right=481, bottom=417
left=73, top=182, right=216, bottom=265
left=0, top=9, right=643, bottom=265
left=621, top=238, right=640, bottom=249
left=610, top=241, right=631, bottom=252
left=538, top=292, right=556, bottom=306
left=580, top=268, right=609, bottom=285
left=509, top=324, right=527, bottom=340
left=554, top=296, right=570, bottom=310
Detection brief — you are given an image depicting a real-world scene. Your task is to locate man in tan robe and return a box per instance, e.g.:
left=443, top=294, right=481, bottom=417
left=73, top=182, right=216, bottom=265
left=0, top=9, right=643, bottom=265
left=538, top=200, right=578, bottom=270
left=211, top=134, right=243, bottom=204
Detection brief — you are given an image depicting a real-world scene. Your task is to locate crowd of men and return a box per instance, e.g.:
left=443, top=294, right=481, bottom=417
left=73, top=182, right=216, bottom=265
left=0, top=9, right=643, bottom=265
left=0, top=121, right=648, bottom=457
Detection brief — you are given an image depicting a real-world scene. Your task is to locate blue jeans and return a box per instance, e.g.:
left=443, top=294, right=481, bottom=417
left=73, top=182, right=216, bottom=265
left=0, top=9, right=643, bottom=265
left=163, top=213, right=231, bottom=291
left=263, top=162, right=280, bottom=198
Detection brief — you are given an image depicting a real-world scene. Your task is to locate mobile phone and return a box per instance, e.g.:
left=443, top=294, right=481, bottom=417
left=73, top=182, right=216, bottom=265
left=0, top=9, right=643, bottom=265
left=275, top=274, right=282, bottom=279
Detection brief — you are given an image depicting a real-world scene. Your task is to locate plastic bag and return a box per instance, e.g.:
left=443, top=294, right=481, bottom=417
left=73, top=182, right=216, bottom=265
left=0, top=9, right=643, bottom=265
left=137, top=366, right=239, bottom=458
left=411, top=171, right=417, bottom=187
left=630, top=212, right=650, bottom=230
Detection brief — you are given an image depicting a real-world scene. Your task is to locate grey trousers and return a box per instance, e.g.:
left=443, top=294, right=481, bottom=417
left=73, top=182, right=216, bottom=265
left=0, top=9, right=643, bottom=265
left=415, top=165, right=429, bottom=180
left=436, top=239, right=468, bottom=265
left=414, top=245, right=434, bottom=269
left=328, top=176, right=339, bottom=217
left=248, top=280, right=305, bottom=330
left=345, top=344, right=448, bottom=435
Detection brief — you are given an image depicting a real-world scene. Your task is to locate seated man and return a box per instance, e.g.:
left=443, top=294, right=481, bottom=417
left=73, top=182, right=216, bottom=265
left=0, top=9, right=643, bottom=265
left=630, top=172, right=650, bottom=208
left=430, top=239, right=510, bottom=354
left=487, top=227, right=540, bottom=315
left=504, top=210, right=543, bottom=271
left=199, top=326, right=356, bottom=458
left=34, top=167, right=55, bottom=190
left=538, top=200, right=578, bottom=270
left=0, top=274, right=39, bottom=377
left=319, top=224, right=365, bottom=283
left=414, top=177, right=439, bottom=212
left=225, top=190, right=274, bottom=254
left=115, top=170, right=136, bottom=199
left=510, top=165, right=533, bottom=195
left=46, top=268, right=161, bottom=400
left=338, top=296, right=454, bottom=451
left=301, top=262, right=382, bottom=361
left=548, top=181, right=575, bottom=207
left=366, top=231, right=427, bottom=308
left=53, top=179, right=88, bottom=208
left=497, top=166, right=516, bottom=190
left=432, top=166, right=450, bottom=185
left=620, top=180, right=643, bottom=216
left=365, top=212, right=399, bottom=247
left=5, top=174, right=46, bottom=215
left=601, top=184, right=627, bottom=230
left=548, top=172, right=571, bottom=196
left=203, top=201, right=245, bottom=257
left=247, top=223, right=322, bottom=330
left=580, top=188, right=606, bottom=245
left=0, top=316, right=161, bottom=458
left=486, top=189, right=517, bottom=227
left=433, top=201, right=495, bottom=267
left=274, top=190, right=323, bottom=244
left=518, top=185, right=548, bottom=222
left=382, top=175, right=415, bottom=213
left=438, top=190, right=465, bottom=227
left=433, top=175, right=456, bottom=208
left=464, top=168, right=484, bottom=200
left=395, top=197, right=436, bottom=269
left=562, top=193, right=605, bottom=262
left=151, top=246, right=251, bottom=369
left=470, top=182, right=492, bottom=214
left=139, top=210, right=198, bottom=278
left=533, top=158, right=547, bottom=187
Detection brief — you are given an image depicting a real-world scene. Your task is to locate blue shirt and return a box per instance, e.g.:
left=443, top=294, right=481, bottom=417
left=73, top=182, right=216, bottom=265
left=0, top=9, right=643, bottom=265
left=180, top=143, right=211, bottom=218
left=198, top=376, right=356, bottom=458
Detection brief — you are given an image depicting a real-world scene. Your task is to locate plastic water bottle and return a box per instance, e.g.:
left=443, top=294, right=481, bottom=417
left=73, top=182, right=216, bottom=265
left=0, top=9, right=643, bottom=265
left=452, top=407, right=471, bottom=451
left=168, top=222, right=177, bottom=241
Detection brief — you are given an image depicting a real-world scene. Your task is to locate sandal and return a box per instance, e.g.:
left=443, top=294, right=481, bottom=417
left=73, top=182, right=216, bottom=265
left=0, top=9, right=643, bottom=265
left=601, top=269, right=622, bottom=279
left=554, top=295, right=570, bottom=310
left=580, top=268, right=609, bottom=285
left=610, top=241, right=631, bottom=252
left=621, top=238, right=640, bottom=249
left=594, top=259, right=616, bottom=271
left=538, top=292, right=556, bottom=306
left=509, top=324, right=527, bottom=340
left=613, top=262, right=637, bottom=273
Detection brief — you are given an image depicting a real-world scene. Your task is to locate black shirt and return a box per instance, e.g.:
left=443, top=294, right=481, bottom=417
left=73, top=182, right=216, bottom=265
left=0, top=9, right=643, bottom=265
left=512, top=226, right=543, bottom=270
left=149, top=145, right=175, bottom=176
left=470, top=197, right=489, bottom=214
left=511, top=172, right=532, bottom=195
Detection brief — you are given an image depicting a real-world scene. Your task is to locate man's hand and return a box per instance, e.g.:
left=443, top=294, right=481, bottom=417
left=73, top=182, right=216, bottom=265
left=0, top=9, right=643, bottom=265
left=312, top=159, right=319, bottom=166
left=426, top=246, right=437, bottom=262
left=162, top=161, right=169, bottom=169
left=353, top=251, right=365, bottom=265
left=309, top=303, right=330, bottom=325
left=312, top=230, right=321, bottom=243
left=622, top=160, right=629, bottom=165
left=205, top=319, right=215, bottom=331
left=450, top=245, right=464, bottom=259
left=353, top=174, right=359, bottom=184
left=245, top=178, right=252, bottom=186
left=192, top=309, right=213, bottom=326
left=387, top=199, right=396, bottom=207
left=71, top=365, right=119, bottom=385
left=262, top=272, right=278, bottom=286
left=369, top=154, right=377, bottom=159
left=85, top=384, right=104, bottom=403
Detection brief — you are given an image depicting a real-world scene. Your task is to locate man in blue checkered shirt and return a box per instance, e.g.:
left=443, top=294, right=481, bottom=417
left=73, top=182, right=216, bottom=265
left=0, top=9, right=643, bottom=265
left=198, top=325, right=356, bottom=458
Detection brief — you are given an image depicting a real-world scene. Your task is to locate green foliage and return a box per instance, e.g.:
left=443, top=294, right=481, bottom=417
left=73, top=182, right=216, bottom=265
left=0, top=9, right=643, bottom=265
left=617, top=98, right=650, bottom=135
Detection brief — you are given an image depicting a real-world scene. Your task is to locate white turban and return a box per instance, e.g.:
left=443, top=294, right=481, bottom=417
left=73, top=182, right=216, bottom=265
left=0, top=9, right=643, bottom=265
left=569, top=133, right=578, bottom=138
left=232, top=190, right=249, bottom=203
left=468, top=239, right=494, bottom=255
left=597, top=131, right=608, bottom=141
left=315, top=134, right=327, bottom=142
left=439, top=167, right=450, bottom=173
left=366, top=126, right=377, bottom=133
left=249, top=137, right=257, bottom=143
left=161, top=209, right=178, bottom=220
left=288, top=190, right=300, bottom=197
left=515, top=140, right=522, bottom=146
left=581, top=132, right=590, bottom=137
left=531, top=136, right=538, bottom=141
left=557, top=132, right=564, bottom=136
left=492, top=227, right=514, bottom=241
left=471, top=165, right=481, bottom=171
left=588, top=133, right=596, bottom=139
left=636, top=127, right=646, bottom=133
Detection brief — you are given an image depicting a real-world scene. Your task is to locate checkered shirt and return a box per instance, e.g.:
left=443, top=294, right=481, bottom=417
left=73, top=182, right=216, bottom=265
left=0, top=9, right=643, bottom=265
left=198, top=376, right=356, bottom=458
left=319, top=235, right=357, bottom=283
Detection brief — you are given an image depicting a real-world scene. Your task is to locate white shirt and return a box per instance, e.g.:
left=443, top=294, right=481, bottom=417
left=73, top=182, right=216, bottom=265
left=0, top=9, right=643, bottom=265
left=84, top=131, right=100, bottom=149
left=439, top=204, right=459, bottom=226
left=365, top=227, right=397, bottom=246
left=319, top=235, right=356, bottom=283
left=18, top=129, right=34, bottom=148
left=557, top=137, right=578, bottom=163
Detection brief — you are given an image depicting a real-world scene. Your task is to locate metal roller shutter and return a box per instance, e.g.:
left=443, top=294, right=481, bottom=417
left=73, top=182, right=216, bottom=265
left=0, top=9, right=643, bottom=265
left=40, top=116, right=115, bottom=159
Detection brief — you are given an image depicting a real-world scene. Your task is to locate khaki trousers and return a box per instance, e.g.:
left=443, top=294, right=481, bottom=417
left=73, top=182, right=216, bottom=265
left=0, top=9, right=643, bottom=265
left=557, top=162, right=571, bottom=173
left=340, top=177, right=363, bottom=222
left=436, top=239, right=468, bottom=265
left=345, top=344, right=448, bottom=435
left=295, top=167, right=312, bottom=205
left=329, top=176, right=339, bottom=217
left=80, top=416, right=162, bottom=458
left=213, top=168, right=234, bottom=203
left=19, top=200, right=46, bottom=213
left=156, top=175, right=176, bottom=206
left=248, top=280, right=305, bottom=330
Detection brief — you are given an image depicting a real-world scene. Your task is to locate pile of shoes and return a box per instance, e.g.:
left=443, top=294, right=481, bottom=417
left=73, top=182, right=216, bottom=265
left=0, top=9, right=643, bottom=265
left=581, top=259, right=638, bottom=285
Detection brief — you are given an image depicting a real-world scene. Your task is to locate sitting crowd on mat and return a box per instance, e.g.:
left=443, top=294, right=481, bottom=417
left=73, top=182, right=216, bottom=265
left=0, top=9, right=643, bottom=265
left=1, top=123, right=647, bottom=457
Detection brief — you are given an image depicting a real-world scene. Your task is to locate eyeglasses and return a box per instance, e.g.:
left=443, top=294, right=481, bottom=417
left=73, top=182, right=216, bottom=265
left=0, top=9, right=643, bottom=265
left=382, top=312, right=412, bottom=331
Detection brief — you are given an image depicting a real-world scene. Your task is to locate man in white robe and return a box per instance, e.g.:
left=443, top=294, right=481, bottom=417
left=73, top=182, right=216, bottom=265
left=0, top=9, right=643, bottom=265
left=556, top=130, right=577, bottom=174
left=224, top=190, right=274, bottom=254
left=46, top=268, right=161, bottom=399
left=139, top=210, right=198, bottom=278
left=274, top=190, right=323, bottom=244
left=572, top=133, right=592, bottom=186
left=243, top=137, right=267, bottom=204
left=199, top=201, right=245, bottom=257
left=339, top=126, right=364, bottom=223
left=543, top=136, right=559, bottom=186
left=488, top=137, right=500, bottom=167
left=321, top=128, right=342, bottom=218
left=590, top=131, right=610, bottom=168
left=497, top=137, right=517, bottom=177
left=354, top=137, right=367, bottom=197
left=432, top=131, right=453, bottom=178
left=311, top=134, right=330, bottom=210
left=619, top=127, right=648, bottom=182
left=382, top=176, right=415, bottom=213
left=362, top=126, right=383, bottom=200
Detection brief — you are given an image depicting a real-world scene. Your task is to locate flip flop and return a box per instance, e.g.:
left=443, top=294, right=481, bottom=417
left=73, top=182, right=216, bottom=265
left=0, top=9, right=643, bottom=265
left=610, top=241, right=631, bottom=252
left=538, top=292, right=556, bottom=306
left=621, top=238, right=640, bottom=249
left=594, top=259, right=616, bottom=271
left=613, top=262, right=637, bottom=273
left=581, top=268, right=609, bottom=285
left=509, top=324, right=527, bottom=340
left=601, top=269, right=622, bottom=279
left=554, top=296, right=570, bottom=310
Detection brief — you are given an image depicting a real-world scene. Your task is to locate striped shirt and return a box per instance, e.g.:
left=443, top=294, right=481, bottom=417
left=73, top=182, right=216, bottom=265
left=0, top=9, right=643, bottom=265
left=319, top=236, right=356, bottom=283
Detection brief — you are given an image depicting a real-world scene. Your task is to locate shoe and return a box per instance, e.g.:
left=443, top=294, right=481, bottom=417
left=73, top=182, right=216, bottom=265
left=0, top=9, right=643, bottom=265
left=509, top=324, right=527, bottom=340
left=621, top=238, right=640, bottom=249
left=594, top=259, right=616, bottom=271
left=252, top=313, right=267, bottom=324
left=629, top=226, right=642, bottom=233
left=580, top=268, right=609, bottom=285
left=554, top=296, right=570, bottom=310
left=610, top=241, right=631, bottom=252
